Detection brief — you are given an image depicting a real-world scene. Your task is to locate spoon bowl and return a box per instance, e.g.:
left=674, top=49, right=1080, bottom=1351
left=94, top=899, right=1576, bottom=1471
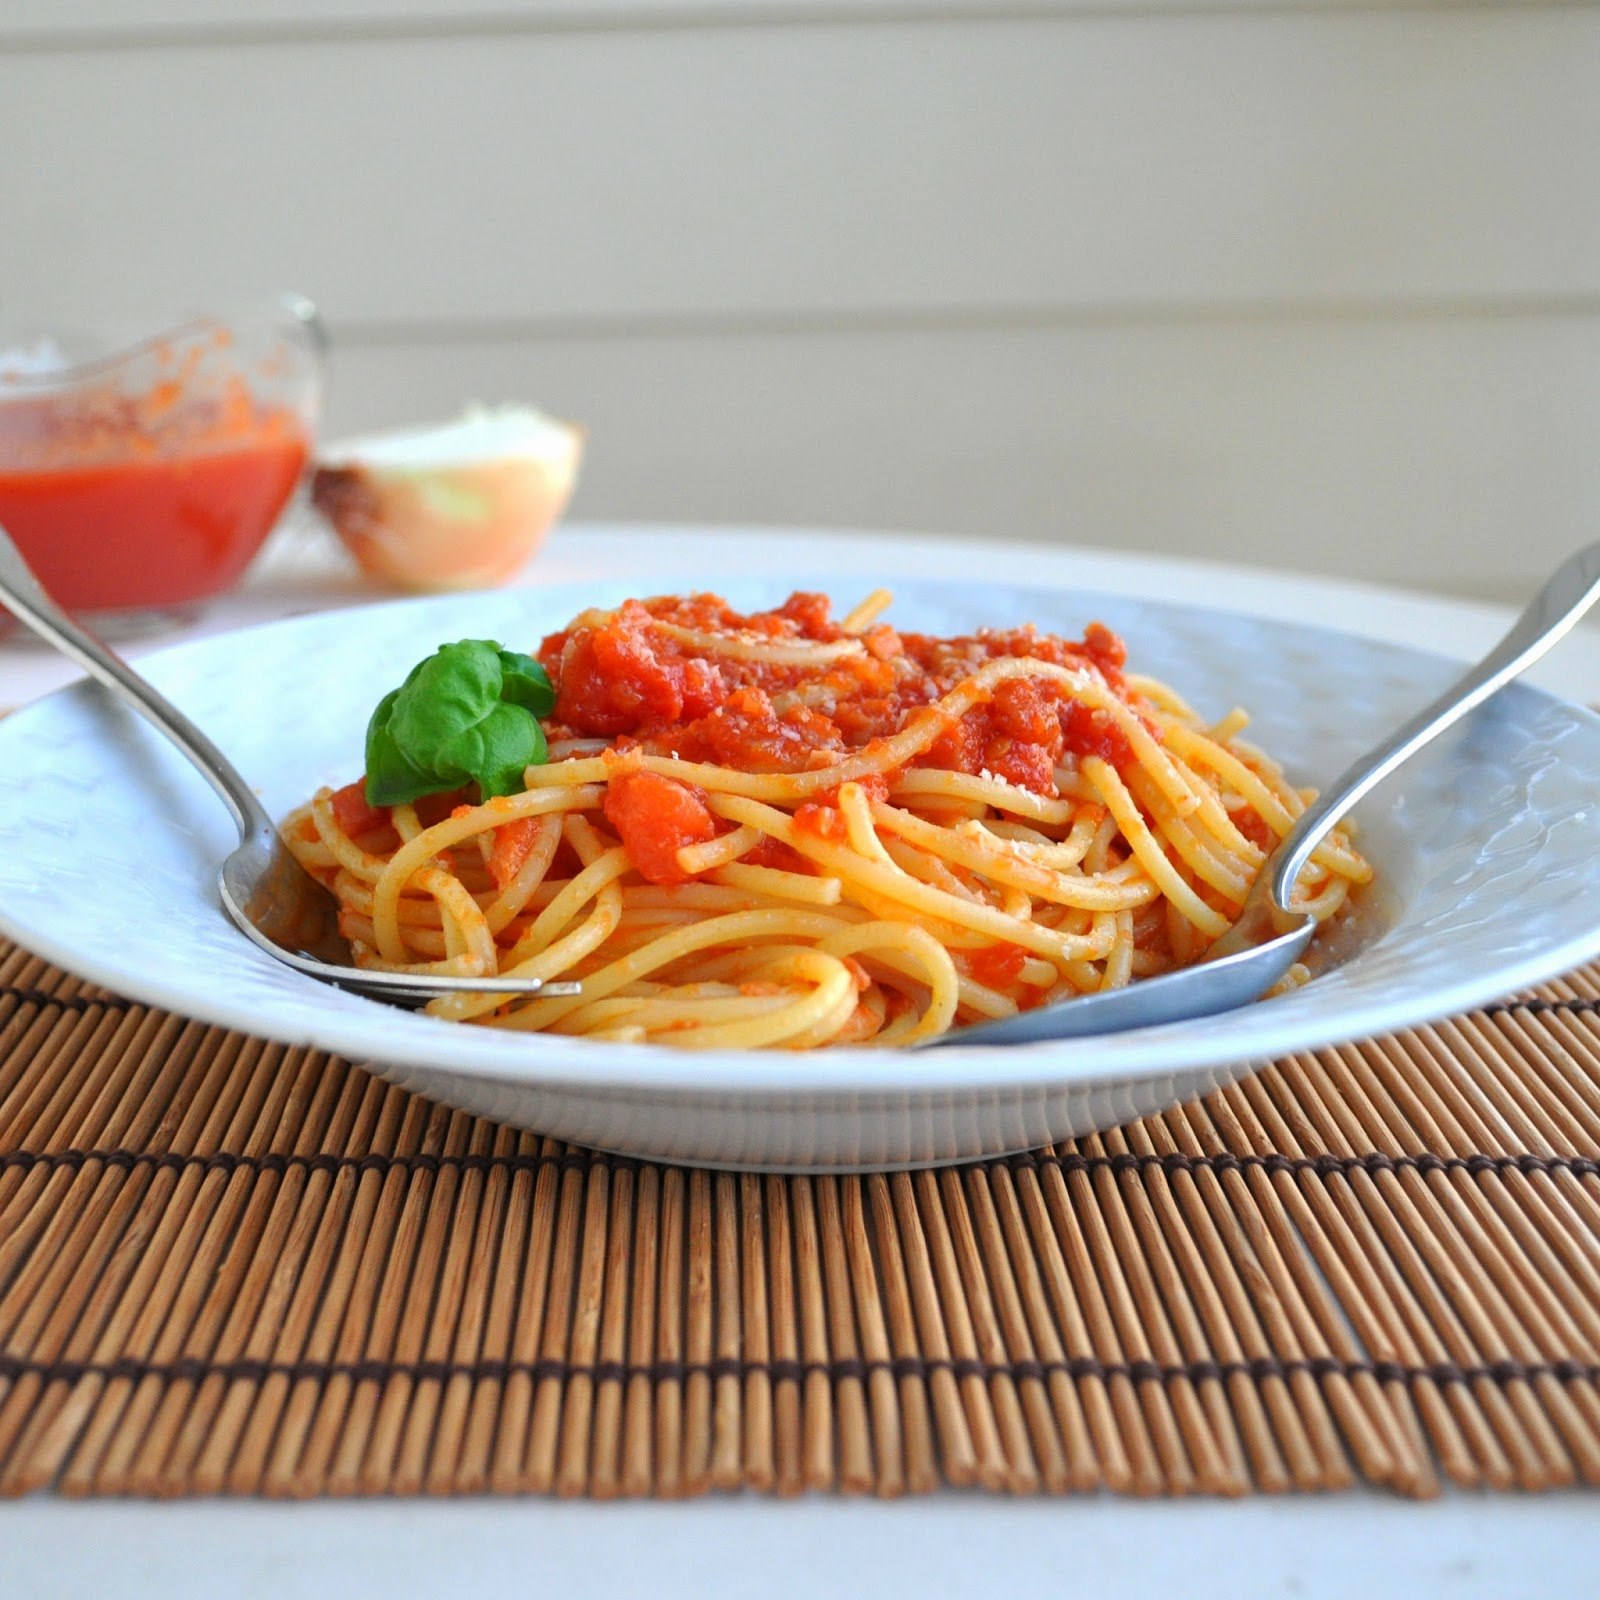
left=928, top=539, right=1600, bottom=1047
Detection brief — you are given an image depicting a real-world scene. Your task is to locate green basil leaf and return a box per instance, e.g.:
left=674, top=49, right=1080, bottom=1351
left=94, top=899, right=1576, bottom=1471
left=359, top=638, right=554, bottom=806
left=388, top=640, right=504, bottom=758
left=497, top=650, right=556, bottom=716
left=437, top=702, right=546, bottom=799
left=367, top=686, right=400, bottom=741
left=363, top=691, right=431, bottom=805
left=365, top=722, right=440, bottom=806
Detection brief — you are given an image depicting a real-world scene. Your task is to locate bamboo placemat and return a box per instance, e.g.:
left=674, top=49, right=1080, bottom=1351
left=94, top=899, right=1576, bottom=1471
left=1, top=937, right=1598, bottom=1501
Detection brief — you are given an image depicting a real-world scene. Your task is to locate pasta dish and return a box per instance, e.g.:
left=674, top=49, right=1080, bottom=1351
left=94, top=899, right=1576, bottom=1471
left=280, top=590, right=1372, bottom=1047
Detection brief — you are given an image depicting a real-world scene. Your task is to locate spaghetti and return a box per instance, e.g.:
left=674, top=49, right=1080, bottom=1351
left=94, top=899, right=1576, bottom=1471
left=281, top=590, right=1372, bottom=1048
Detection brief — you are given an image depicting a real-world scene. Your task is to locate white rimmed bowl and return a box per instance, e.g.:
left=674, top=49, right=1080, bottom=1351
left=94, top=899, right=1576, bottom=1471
left=1, top=572, right=1597, bottom=1169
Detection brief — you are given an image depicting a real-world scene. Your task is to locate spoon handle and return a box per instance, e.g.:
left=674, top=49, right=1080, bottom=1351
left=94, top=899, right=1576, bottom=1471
left=1270, top=541, right=1600, bottom=911
left=0, top=520, right=274, bottom=840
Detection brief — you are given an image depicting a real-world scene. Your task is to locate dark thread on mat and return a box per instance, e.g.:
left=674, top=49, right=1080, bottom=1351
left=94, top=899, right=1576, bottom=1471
left=1, top=1351, right=1596, bottom=1390
left=1002, top=1149, right=1600, bottom=1182
left=3, top=1146, right=1598, bottom=1183
left=0, top=984, right=133, bottom=1014
left=1481, top=998, right=1600, bottom=1019
left=0, top=1148, right=608, bottom=1180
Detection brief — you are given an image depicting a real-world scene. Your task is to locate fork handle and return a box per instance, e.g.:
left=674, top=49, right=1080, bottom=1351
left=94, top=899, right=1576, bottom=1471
left=0, top=520, right=274, bottom=841
left=1269, top=541, right=1600, bottom=911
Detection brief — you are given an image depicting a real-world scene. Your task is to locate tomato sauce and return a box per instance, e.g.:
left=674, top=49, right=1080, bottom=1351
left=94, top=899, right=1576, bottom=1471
left=539, top=592, right=1140, bottom=797
left=964, top=942, right=1029, bottom=989
left=329, top=778, right=387, bottom=838
left=0, top=364, right=309, bottom=612
left=488, top=815, right=544, bottom=888
left=603, top=767, right=717, bottom=886
left=793, top=801, right=850, bottom=842
left=743, top=835, right=811, bottom=873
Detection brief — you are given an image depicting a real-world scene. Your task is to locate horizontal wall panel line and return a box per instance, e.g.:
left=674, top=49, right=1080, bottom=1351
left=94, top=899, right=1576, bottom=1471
left=0, top=0, right=1587, bottom=55
left=329, top=296, right=1600, bottom=347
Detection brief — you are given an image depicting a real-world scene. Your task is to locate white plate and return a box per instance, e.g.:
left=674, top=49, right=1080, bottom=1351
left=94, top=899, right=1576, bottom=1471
left=2, top=559, right=1598, bottom=1170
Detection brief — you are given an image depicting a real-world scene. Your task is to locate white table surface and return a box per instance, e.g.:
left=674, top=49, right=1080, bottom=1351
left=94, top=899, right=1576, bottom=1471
left=2, top=523, right=1597, bottom=1598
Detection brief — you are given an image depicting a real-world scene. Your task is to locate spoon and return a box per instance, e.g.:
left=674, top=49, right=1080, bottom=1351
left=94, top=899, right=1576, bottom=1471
left=0, top=520, right=578, bottom=1007
left=931, top=541, right=1600, bottom=1047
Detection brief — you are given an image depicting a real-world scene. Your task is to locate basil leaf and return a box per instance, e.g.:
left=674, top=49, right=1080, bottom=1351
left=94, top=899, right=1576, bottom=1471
left=365, top=689, right=440, bottom=807
left=438, top=701, right=548, bottom=799
left=388, top=640, right=503, bottom=755
left=365, top=720, right=438, bottom=806
left=359, top=639, right=553, bottom=807
left=497, top=650, right=556, bottom=716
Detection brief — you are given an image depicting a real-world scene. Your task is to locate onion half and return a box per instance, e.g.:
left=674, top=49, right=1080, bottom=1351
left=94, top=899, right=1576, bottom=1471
left=312, top=405, right=584, bottom=590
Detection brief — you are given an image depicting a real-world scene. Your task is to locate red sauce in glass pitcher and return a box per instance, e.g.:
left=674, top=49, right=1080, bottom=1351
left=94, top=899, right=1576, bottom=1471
left=0, top=330, right=312, bottom=613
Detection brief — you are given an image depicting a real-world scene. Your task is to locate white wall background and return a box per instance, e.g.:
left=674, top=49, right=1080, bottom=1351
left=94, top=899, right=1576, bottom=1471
left=3, top=1, right=1597, bottom=602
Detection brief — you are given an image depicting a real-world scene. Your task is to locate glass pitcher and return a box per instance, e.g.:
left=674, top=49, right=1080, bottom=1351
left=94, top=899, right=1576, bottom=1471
left=0, top=292, right=324, bottom=629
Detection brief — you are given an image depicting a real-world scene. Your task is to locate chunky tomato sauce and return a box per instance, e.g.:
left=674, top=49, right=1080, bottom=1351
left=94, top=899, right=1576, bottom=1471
left=603, top=767, right=716, bottom=886
left=539, top=592, right=1138, bottom=796
left=964, top=941, right=1029, bottom=989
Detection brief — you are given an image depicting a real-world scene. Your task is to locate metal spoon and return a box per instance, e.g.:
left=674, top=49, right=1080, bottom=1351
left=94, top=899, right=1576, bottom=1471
left=0, top=520, right=578, bottom=1008
left=932, top=541, right=1600, bottom=1047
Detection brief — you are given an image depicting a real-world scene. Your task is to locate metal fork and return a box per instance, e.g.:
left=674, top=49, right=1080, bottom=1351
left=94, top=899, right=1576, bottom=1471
left=0, top=520, right=579, bottom=1009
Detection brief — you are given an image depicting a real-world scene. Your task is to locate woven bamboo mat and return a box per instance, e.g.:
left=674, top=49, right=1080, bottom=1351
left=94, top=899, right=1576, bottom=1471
left=1, top=937, right=1599, bottom=1502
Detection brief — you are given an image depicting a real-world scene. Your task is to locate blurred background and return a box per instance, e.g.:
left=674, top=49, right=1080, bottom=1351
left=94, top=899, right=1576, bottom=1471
left=2, top=0, right=1596, bottom=604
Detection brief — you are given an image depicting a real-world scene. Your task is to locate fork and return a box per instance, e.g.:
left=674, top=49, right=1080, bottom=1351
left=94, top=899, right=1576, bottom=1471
left=0, top=520, right=579, bottom=1009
